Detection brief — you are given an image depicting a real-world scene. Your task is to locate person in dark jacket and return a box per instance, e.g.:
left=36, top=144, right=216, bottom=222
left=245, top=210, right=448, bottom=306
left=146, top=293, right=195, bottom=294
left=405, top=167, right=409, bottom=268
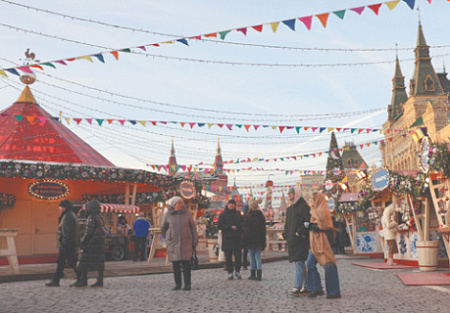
left=335, top=218, right=350, bottom=254
left=241, top=203, right=250, bottom=270
left=243, top=198, right=266, bottom=281
left=46, top=200, right=80, bottom=287
left=218, top=199, right=243, bottom=280
left=73, top=200, right=105, bottom=288
left=283, top=187, right=311, bottom=296
left=133, top=212, right=151, bottom=261
left=161, top=196, right=198, bottom=291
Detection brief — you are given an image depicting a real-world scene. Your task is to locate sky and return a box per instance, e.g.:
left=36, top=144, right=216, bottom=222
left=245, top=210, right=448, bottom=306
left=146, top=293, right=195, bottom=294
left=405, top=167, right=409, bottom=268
left=1, top=0, right=450, bottom=204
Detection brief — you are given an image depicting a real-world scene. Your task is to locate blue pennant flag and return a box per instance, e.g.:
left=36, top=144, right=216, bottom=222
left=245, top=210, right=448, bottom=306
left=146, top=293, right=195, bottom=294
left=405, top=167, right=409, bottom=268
left=282, top=19, right=296, bottom=31
left=93, top=54, right=105, bottom=63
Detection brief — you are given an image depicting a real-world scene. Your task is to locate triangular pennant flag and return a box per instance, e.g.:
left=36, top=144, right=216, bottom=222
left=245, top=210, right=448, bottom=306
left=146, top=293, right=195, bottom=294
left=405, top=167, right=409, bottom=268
left=271, top=126, right=277, bottom=130
left=295, top=126, right=302, bottom=134
left=17, top=66, right=33, bottom=74
left=38, top=116, right=47, bottom=125
left=244, top=125, right=251, bottom=132
left=203, top=33, right=216, bottom=38
left=403, top=0, right=415, bottom=10
left=54, top=60, right=67, bottom=66
left=77, top=56, right=93, bottom=62
left=118, top=120, right=125, bottom=125
left=0, top=70, right=7, bottom=77
left=316, top=13, right=329, bottom=28
left=51, top=117, right=59, bottom=122
left=14, top=115, right=23, bottom=122
left=207, top=123, right=214, bottom=129
left=138, top=121, right=146, bottom=126
left=368, top=3, right=382, bottom=15
left=6, top=69, right=20, bottom=76
left=219, top=31, right=231, bottom=40
left=253, top=125, right=260, bottom=130
left=189, top=122, right=196, bottom=129
left=312, top=127, right=318, bottom=132
left=319, top=127, right=326, bottom=133
left=179, top=122, right=186, bottom=127
left=333, top=10, right=346, bottom=19
left=73, top=118, right=82, bottom=125
left=177, top=39, right=189, bottom=46
left=237, top=28, right=247, bottom=35
left=351, top=128, right=356, bottom=133
left=64, top=117, right=70, bottom=125
left=282, top=19, right=296, bottom=31
left=217, top=123, right=224, bottom=128
left=252, top=25, right=263, bottom=32
left=270, top=22, right=280, bottom=32
left=110, top=51, right=119, bottom=60
left=96, top=119, right=104, bottom=126
left=93, top=54, right=105, bottom=63
left=350, top=6, right=365, bottom=15
left=385, top=1, right=400, bottom=10
left=190, top=35, right=201, bottom=40
left=107, top=119, right=114, bottom=124
left=41, top=63, right=56, bottom=69
left=279, top=126, right=286, bottom=133
left=299, top=16, right=313, bottom=30
left=137, top=46, right=146, bottom=51
left=198, top=123, right=205, bottom=127
left=366, top=129, right=372, bottom=133
left=235, top=124, right=242, bottom=128
left=25, top=116, right=36, bottom=124
left=86, top=118, right=93, bottom=125
left=328, top=128, right=334, bottom=132
left=358, top=129, right=364, bottom=134
left=226, top=124, right=233, bottom=130
left=304, top=127, right=309, bottom=131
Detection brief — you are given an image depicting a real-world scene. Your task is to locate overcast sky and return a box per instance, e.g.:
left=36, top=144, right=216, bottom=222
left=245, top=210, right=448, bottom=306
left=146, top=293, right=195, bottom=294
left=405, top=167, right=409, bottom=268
left=1, top=0, right=450, bottom=202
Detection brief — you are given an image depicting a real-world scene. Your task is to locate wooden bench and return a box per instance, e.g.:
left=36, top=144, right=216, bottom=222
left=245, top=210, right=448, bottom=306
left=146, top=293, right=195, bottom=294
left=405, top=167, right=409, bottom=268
left=0, top=229, right=20, bottom=274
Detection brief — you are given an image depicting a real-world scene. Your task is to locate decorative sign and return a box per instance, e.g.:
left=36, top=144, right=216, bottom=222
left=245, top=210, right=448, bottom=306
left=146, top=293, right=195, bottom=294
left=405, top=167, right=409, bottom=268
left=179, top=181, right=196, bottom=199
left=28, top=180, right=70, bottom=200
left=371, top=168, right=389, bottom=192
left=419, top=136, right=430, bottom=173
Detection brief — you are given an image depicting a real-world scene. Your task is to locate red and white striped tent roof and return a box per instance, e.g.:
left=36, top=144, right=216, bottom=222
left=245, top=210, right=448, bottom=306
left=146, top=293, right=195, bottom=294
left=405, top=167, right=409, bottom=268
left=82, top=203, right=140, bottom=214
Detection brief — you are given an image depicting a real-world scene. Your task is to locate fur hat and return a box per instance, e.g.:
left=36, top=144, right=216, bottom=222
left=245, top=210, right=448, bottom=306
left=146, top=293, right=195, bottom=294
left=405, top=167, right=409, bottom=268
left=249, top=198, right=263, bottom=210
left=59, top=199, right=72, bottom=210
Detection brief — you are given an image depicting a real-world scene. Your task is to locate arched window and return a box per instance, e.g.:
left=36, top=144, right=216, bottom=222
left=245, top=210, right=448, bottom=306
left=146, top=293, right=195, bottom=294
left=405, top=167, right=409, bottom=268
left=425, top=75, right=435, bottom=92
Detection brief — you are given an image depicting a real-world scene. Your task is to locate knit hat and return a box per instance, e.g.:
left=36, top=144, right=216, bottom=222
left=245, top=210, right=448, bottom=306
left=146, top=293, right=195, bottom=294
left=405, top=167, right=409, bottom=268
left=249, top=198, right=263, bottom=210
left=59, top=199, right=72, bottom=210
left=227, top=199, right=236, bottom=206
left=168, top=196, right=184, bottom=208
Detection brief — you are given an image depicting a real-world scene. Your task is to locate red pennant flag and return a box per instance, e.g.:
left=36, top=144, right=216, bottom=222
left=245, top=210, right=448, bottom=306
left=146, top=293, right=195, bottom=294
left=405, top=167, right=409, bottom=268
left=360, top=144, right=364, bottom=149
left=190, top=35, right=201, bottom=40
left=237, top=28, right=247, bottom=35
left=252, top=25, right=263, bottom=32
left=253, top=125, right=260, bottom=130
left=118, top=120, right=125, bottom=125
left=279, top=126, right=285, bottom=133
left=366, top=129, right=372, bottom=133
left=312, top=127, right=318, bottom=132
left=73, top=118, right=82, bottom=125
left=336, top=128, right=342, bottom=132
left=217, top=123, right=224, bottom=128
left=189, top=123, right=196, bottom=128
left=368, top=3, right=382, bottom=15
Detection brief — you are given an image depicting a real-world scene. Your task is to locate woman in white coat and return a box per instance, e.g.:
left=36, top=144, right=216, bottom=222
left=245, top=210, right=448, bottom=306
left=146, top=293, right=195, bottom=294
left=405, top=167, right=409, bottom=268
left=381, top=204, right=398, bottom=265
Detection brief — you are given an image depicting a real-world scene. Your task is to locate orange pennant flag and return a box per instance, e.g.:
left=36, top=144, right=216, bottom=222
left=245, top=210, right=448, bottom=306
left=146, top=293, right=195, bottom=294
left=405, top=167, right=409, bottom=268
left=204, top=33, right=217, bottom=38
left=107, top=119, right=114, bottom=124
left=316, top=13, right=329, bottom=28
left=110, top=51, right=119, bottom=60
left=25, top=116, right=36, bottom=124
left=244, top=125, right=251, bottom=132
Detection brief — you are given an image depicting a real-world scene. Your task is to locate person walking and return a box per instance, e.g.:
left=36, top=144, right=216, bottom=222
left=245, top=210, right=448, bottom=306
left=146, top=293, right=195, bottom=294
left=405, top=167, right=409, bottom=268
left=161, top=196, right=198, bottom=291
left=218, top=199, right=243, bottom=280
left=381, top=204, right=398, bottom=265
left=45, top=200, right=80, bottom=287
left=243, top=198, right=266, bottom=281
left=133, top=212, right=151, bottom=261
left=73, top=200, right=105, bottom=288
left=283, top=187, right=311, bottom=296
left=307, top=192, right=341, bottom=299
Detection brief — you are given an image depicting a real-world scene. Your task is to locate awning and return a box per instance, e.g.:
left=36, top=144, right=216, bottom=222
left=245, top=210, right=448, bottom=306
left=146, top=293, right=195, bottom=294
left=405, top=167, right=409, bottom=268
left=82, top=203, right=140, bottom=214
left=338, top=193, right=359, bottom=202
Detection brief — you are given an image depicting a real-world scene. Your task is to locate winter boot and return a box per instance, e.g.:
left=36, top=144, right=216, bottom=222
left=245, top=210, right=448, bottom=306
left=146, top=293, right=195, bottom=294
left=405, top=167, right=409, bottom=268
left=73, top=270, right=88, bottom=288
left=70, top=269, right=82, bottom=287
left=90, top=270, right=103, bottom=288
left=248, top=270, right=256, bottom=280
left=256, top=270, right=262, bottom=281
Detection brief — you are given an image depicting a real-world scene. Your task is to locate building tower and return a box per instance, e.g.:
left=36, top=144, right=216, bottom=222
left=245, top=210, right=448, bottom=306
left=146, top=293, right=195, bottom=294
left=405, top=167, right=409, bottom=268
left=167, top=137, right=178, bottom=176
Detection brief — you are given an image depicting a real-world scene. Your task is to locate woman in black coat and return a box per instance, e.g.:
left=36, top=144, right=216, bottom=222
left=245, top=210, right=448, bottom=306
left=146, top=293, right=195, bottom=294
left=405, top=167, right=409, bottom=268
left=74, top=200, right=105, bottom=288
left=243, top=198, right=266, bottom=281
left=283, top=187, right=311, bottom=295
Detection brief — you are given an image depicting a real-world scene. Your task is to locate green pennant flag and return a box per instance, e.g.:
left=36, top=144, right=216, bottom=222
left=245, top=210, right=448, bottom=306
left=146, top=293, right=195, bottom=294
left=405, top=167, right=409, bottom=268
left=219, top=31, right=231, bottom=40
left=351, top=128, right=356, bottom=133
left=41, top=62, right=56, bottom=69
left=333, top=10, right=346, bottom=20
left=236, top=124, right=243, bottom=128
left=410, top=116, right=424, bottom=127
left=295, top=126, right=302, bottom=134
left=96, top=119, right=104, bottom=126
left=120, top=48, right=131, bottom=53
left=14, top=115, right=23, bottom=122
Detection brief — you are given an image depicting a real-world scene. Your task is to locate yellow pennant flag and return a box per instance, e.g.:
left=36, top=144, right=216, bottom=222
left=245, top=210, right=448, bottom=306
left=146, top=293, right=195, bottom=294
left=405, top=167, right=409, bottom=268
left=270, top=22, right=280, bottom=32
left=65, top=117, right=71, bottom=125
left=253, top=157, right=258, bottom=162
left=328, top=127, right=334, bottom=132
left=0, top=70, right=7, bottom=77
left=77, top=56, right=93, bottom=62
left=271, top=125, right=277, bottom=130
left=162, top=41, right=175, bottom=44
left=138, top=121, right=146, bottom=126
left=384, top=0, right=400, bottom=11
left=207, top=123, right=214, bottom=129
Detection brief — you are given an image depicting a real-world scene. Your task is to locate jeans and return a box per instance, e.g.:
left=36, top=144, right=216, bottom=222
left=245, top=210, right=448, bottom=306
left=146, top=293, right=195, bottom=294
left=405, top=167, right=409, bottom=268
left=53, top=247, right=79, bottom=283
left=306, top=250, right=340, bottom=296
left=294, top=260, right=307, bottom=289
left=248, top=247, right=262, bottom=270
left=242, top=247, right=248, bottom=268
left=224, top=249, right=242, bottom=273
left=134, top=237, right=147, bottom=261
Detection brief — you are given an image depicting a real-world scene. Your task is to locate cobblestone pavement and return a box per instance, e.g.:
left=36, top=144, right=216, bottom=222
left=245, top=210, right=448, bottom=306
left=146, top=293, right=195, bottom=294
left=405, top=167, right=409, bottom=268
left=1, top=258, right=449, bottom=313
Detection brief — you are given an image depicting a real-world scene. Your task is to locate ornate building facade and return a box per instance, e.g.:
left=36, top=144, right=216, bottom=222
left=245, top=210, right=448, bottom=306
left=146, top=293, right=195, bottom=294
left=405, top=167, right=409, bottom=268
left=381, top=23, right=450, bottom=170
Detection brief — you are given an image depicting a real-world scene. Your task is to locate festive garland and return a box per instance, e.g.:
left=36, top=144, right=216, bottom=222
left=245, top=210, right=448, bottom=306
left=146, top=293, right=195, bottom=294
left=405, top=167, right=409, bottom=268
left=430, top=143, right=450, bottom=178
left=0, top=161, right=182, bottom=188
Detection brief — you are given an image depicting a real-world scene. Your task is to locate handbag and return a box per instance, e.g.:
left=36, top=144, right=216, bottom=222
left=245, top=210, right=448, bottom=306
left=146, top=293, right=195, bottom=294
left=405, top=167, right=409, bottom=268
left=190, top=249, right=199, bottom=270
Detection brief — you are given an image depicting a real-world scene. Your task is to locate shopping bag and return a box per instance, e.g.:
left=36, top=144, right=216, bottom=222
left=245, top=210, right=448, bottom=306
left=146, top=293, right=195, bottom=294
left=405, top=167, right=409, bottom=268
left=191, top=250, right=199, bottom=270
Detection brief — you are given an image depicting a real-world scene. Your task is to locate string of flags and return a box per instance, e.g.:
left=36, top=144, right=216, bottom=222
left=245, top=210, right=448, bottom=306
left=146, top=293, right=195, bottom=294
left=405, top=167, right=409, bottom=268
left=0, top=112, right=410, bottom=134
left=0, top=0, right=422, bottom=76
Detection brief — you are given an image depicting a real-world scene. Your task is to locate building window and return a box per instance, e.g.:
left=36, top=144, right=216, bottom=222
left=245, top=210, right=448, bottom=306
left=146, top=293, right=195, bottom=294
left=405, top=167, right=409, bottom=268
left=425, top=75, right=435, bottom=92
